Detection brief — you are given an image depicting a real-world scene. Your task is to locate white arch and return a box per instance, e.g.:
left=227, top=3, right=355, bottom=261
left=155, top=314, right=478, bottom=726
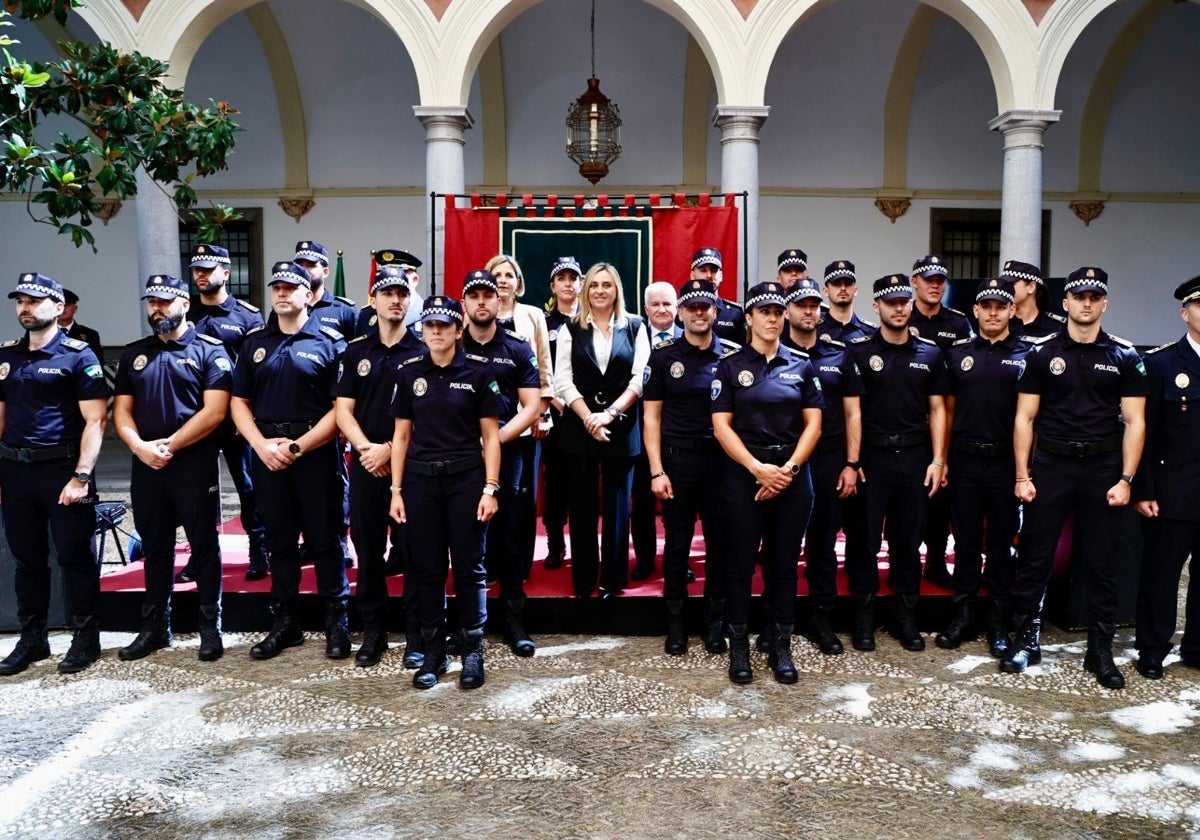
left=1035, top=0, right=1122, bottom=111
left=69, top=1, right=138, bottom=52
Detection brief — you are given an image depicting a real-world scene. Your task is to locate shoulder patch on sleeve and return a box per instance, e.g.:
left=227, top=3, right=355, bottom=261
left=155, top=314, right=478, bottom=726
left=1145, top=341, right=1173, bottom=355
left=60, top=337, right=89, bottom=351
left=236, top=299, right=260, bottom=313
left=319, top=325, right=345, bottom=342
left=335, top=295, right=357, bottom=307
left=197, top=333, right=223, bottom=345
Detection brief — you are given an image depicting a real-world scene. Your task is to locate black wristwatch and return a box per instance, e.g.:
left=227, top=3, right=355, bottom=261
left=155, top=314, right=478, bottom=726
left=845, top=460, right=861, bottom=470
left=1120, top=474, right=1134, bottom=484
left=72, top=471, right=91, bottom=484
left=289, top=442, right=303, bottom=458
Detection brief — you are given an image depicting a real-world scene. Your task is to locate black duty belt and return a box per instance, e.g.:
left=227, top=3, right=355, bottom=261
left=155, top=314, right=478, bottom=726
left=953, top=438, right=1008, bottom=457
left=1037, top=433, right=1122, bottom=458
left=406, top=453, right=483, bottom=477
left=745, top=443, right=792, bottom=464
left=255, top=420, right=318, bottom=438
left=815, top=434, right=846, bottom=455
left=0, top=441, right=79, bottom=464
left=663, top=435, right=720, bottom=451
left=864, top=432, right=926, bottom=449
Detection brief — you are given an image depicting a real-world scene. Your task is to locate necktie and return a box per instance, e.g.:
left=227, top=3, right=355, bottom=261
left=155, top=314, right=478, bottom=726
left=657, top=331, right=670, bottom=344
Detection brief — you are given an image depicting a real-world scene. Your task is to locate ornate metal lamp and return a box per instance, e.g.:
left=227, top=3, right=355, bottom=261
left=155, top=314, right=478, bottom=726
left=565, top=0, right=621, bottom=184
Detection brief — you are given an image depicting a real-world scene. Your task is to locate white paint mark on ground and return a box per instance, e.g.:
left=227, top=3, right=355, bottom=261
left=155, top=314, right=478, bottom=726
left=1061, top=742, right=1126, bottom=762
left=946, top=742, right=1028, bottom=789
left=1109, top=701, right=1200, bottom=735
left=818, top=683, right=873, bottom=718
left=536, top=637, right=625, bottom=656
left=946, top=654, right=994, bottom=674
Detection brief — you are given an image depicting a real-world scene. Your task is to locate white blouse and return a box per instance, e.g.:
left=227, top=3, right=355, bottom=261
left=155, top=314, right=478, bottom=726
left=553, top=312, right=650, bottom=407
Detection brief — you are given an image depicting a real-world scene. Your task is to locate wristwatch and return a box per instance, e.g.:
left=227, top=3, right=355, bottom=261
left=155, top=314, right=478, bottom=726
left=482, top=484, right=498, bottom=497
left=1120, top=474, right=1134, bottom=484
left=784, top=461, right=801, bottom=476
left=72, top=471, right=91, bottom=484
left=845, top=461, right=861, bottom=470
left=288, top=442, right=303, bottom=458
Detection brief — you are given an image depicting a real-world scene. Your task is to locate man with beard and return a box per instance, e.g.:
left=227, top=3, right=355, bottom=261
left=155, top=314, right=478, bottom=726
left=357, top=249, right=425, bottom=336
left=1006, top=267, right=1147, bottom=689
left=176, top=244, right=268, bottom=583
left=461, top=270, right=542, bottom=655
left=817, top=261, right=877, bottom=344
left=0, top=273, right=107, bottom=676
left=335, top=265, right=425, bottom=668
left=113, top=275, right=233, bottom=662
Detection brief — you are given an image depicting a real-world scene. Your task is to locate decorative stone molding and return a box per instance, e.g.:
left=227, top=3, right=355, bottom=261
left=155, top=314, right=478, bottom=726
left=874, top=197, right=911, bottom=224
left=93, top=198, right=122, bottom=225
left=1069, top=200, right=1105, bottom=227
left=278, top=196, right=315, bottom=222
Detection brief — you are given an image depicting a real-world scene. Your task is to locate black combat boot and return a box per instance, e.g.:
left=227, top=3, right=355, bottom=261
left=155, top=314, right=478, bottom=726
left=986, top=598, right=1012, bottom=658
left=355, top=615, right=388, bottom=668
left=119, top=603, right=173, bottom=661
left=664, top=598, right=687, bottom=656
left=727, top=623, right=753, bottom=684
left=245, top=528, right=270, bottom=581
left=249, top=602, right=304, bottom=660
left=459, top=629, right=486, bottom=689
left=412, top=629, right=448, bottom=689
left=807, top=604, right=843, bottom=655
left=1084, top=623, right=1126, bottom=689
left=503, top=596, right=536, bottom=657
left=0, top=615, right=51, bottom=676
left=58, top=614, right=101, bottom=674
left=935, top=594, right=977, bottom=649
left=892, top=594, right=926, bottom=651
left=768, top=624, right=799, bottom=684
left=197, top=603, right=224, bottom=662
left=852, top=594, right=876, bottom=651
left=324, top=600, right=352, bottom=659
left=703, top=598, right=727, bottom=654
left=1000, top=614, right=1041, bottom=673
left=543, top=530, right=566, bottom=570
left=402, top=609, right=424, bottom=669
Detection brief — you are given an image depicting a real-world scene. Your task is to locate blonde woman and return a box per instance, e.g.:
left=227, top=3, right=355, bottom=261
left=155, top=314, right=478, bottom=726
left=553, top=262, right=651, bottom=599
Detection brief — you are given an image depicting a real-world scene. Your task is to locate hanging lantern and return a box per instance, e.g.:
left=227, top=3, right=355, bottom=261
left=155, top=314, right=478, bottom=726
left=565, top=1, right=621, bottom=184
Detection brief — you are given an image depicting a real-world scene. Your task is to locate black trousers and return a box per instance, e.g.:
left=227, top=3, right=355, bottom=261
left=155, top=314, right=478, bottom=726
left=922, top=483, right=952, bottom=565
left=539, top=429, right=569, bottom=541
left=0, top=457, right=98, bottom=621
left=947, top=450, right=1018, bottom=599
left=213, top=422, right=263, bottom=536
left=850, top=444, right=931, bottom=597
left=723, top=460, right=813, bottom=627
left=253, top=442, right=349, bottom=604
left=804, top=447, right=846, bottom=606
left=405, top=467, right=488, bottom=634
left=131, top=444, right=223, bottom=608
left=1014, top=450, right=1122, bottom=623
left=630, top=451, right=658, bottom=569
left=513, top=436, right=538, bottom=581
left=660, top=445, right=727, bottom=601
left=566, top=454, right=634, bottom=596
left=486, top=439, right=533, bottom=599
left=1136, top=517, right=1200, bottom=661
left=349, top=456, right=414, bottom=622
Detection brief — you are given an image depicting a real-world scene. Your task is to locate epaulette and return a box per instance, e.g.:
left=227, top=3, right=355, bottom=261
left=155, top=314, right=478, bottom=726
left=914, top=335, right=938, bottom=347
left=503, top=328, right=525, bottom=342
left=245, top=325, right=266, bottom=337
left=719, top=347, right=741, bottom=359
left=197, top=334, right=223, bottom=346
left=347, top=334, right=370, bottom=345
left=335, top=295, right=357, bottom=307
left=1047, top=312, right=1067, bottom=323
left=401, top=354, right=426, bottom=366
left=1108, top=333, right=1133, bottom=348
left=721, top=298, right=744, bottom=312
left=466, top=353, right=488, bottom=364
left=850, top=334, right=872, bottom=344
left=717, top=338, right=741, bottom=353
left=319, top=325, right=344, bottom=342
left=859, top=318, right=878, bottom=328
left=945, top=307, right=969, bottom=319
left=1025, top=334, right=1054, bottom=345
left=0, top=338, right=20, bottom=348
left=951, top=337, right=973, bottom=347
left=1145, top=341, right=1173, bottom=355
left=654, top=337, right=678, bottom=349
left=60, top=337, right=88, bottom=351
left=236, top=299, right=260, bottom=313
left=818, top=335, right=846, bottom=348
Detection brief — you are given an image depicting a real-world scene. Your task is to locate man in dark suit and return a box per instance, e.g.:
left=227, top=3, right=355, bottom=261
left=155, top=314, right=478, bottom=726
left=1132, top=274, right=1200, bottom=679
left=60, top=289, right=104, bottom=368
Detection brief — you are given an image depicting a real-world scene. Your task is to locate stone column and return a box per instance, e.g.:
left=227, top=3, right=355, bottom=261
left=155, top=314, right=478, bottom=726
left=414, top=106, right=475, bottom=295
left=988, top=109, right=1061, bottom=269
left=713, top=105, right=770, bottom=298
left=134, top=168, right=181, bottom=334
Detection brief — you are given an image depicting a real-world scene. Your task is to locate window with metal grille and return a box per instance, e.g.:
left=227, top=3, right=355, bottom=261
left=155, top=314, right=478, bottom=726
left=929, top=208, right=1050, bottom=282
left=179, top=210, right=264, bottom=309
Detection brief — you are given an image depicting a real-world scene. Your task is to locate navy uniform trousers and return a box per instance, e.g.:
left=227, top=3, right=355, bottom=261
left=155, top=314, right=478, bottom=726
left=850, top=443, right=930, bottom=597
left=212, top=422, right=264, bottom=537
left=804, top=445, right=848, bottom=606
left=1137, top=518, right=1200, bottom=662
left=349, top=456, right=414, bottom=622
left=660, top=443, right=726, bottom=601
left=0, top=457, right=98, bottom=621
left=946, top=449, right=1018, bottom=599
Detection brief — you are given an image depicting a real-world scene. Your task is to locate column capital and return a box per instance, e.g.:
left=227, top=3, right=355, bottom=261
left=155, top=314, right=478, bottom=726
left=414, top=106, right=476, bottom=140
left=712, top=105, right=770, bottom=141
left=988, top=109, right=1061, bottom=146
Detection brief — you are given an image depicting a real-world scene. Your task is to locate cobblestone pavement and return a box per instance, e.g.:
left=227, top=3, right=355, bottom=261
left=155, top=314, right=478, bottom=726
left=1, top=624, right=1198, bottom=839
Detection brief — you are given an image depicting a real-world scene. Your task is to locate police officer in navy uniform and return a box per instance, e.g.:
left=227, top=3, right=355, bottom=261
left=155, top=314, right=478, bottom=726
left=1003, top=260, right=1066, bottom=341
left=1132, top=275, right=1200, bottom=679
left=176, top=243, right=269, bottom=583
left=1007, top=266, right=1147, bottom=688
left=232, top=260, right=351, bottom=661
left=782, top=277, right=864, bottom=655
left=540, top=257, right=581, bottom=569
left=643, top=279, right=738, bottom=655
left=334, top=265, right=424, bottom=668
left=461, top=270, right=543, bottom=656
left=938, top=278, right=1036, bottom=655
left=712, top=281, right=824, bottom=684
left=845, top=273, right=951, bottom=653
left=356, top=249, right=424, bottom=337
left=389, top=295, right=503, bottom=689
left=908, top=255, right=972, bottom=590
left=112, top=274, right=233, bottom=662
left=817, top=261, right=877, bottom=344
left=0, top=274, right=107, bottom=676
left=59, top=288, right=104, bottom=368
left=690, top=248, right=744, bottom=344
left=776, top=249, right=809, bottom=290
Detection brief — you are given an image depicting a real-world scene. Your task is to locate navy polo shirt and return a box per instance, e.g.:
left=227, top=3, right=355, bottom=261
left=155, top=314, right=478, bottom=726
left=711, top=343, right=824, bottom=447
left=910, top=305, right=974, bottom=350
left=393, top=350, right=505, bottom=462
left=817, top=311, right=877, bottom=344
left=310, top=289, right=358, bottom=339
left=847, top=331, right=951, bottom=437
left=945, top=333, right=1035, bottom=445
left=0, top=331, right=107, bottom=448
left=232, top=317, right=346, bottom=422
left=190, top=295, right=264, bottom=360
left=1017, top=330, right=1149, bottom=442
left=114, top=327, right=232, bottom=441
left=712, top=297, right=746, bottom=345
left=462, top=328, right=540, bottom=426
left=1014, top=309, right=1066, bottom=342
left=333, top=328, right=424, bottom=443
left=643, top=335, right=732, bottom=439
left=782, top=335, right=865, bottom=440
